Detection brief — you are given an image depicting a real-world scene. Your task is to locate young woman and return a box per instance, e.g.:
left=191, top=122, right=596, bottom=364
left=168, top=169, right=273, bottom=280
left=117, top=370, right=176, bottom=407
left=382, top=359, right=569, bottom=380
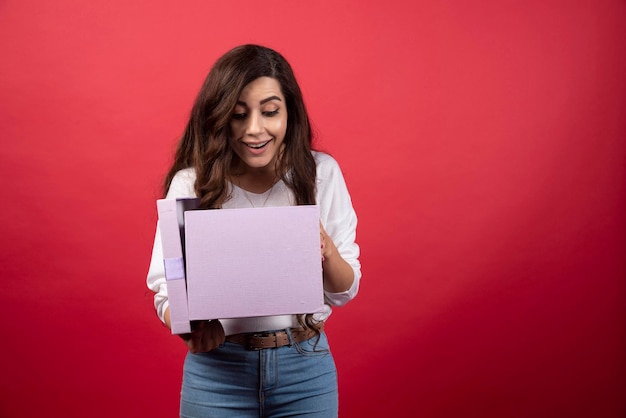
left=146, top=44, right=361, bottom=417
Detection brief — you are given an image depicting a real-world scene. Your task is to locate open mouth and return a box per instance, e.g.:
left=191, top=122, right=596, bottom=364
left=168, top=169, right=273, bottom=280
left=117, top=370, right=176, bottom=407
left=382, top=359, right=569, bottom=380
left=245, top=140, right=271, bottom=149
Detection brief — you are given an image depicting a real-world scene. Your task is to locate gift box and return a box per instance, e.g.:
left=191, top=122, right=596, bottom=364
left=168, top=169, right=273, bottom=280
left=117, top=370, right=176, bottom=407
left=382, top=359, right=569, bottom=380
left=157, top=201, right=324, bottom=334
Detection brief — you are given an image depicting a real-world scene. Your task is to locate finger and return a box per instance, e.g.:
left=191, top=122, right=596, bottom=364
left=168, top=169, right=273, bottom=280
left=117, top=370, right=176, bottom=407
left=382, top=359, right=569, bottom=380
left=192, top=321, right=208, bottom=351
left=198, top=328, right=207, bottom=351
left=190, top=332, right=203, bottom=353
left=319, top=221, right=329, bottom=237
left=205, top=320, right=226, bottom=350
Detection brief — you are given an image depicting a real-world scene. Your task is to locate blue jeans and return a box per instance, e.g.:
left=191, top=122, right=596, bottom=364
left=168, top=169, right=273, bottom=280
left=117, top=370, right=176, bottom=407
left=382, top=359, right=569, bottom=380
left=180, top=331, right=338, bottom=418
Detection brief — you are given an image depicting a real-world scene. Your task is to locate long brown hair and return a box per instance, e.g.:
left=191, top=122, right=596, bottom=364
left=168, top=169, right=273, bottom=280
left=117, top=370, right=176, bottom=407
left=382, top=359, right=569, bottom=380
left=164, top=45, right=321, bottom=333
left=164, top=44, right=316, bottom=209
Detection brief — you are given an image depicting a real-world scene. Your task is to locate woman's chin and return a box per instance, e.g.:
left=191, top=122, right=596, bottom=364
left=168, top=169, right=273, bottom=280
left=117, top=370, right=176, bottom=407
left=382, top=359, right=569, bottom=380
left=235, top=151, right=279, bottom=171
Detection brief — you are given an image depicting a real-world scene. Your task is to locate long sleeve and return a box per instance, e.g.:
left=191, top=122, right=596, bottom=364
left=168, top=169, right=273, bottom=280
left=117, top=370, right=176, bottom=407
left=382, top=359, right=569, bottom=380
left=314, top=152, right=361, bottom=307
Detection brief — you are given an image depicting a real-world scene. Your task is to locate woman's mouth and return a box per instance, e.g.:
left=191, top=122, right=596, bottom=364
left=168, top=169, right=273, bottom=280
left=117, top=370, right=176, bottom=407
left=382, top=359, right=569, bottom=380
left=244, top=140, right=271, bottom=149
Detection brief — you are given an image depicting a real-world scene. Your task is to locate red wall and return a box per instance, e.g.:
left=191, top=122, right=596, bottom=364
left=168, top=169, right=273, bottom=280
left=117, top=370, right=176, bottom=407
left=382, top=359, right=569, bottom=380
left=1, top=1, right=624, bottom=417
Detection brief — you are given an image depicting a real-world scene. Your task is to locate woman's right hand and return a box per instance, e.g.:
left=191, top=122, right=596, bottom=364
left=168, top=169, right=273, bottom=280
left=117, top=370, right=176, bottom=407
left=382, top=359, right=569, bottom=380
left=180, top=320, right=226, bottom=353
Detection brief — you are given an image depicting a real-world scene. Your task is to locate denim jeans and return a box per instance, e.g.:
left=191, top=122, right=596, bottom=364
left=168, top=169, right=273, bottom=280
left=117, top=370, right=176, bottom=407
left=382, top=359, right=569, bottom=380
left=180, top=331, right=338, bottom=418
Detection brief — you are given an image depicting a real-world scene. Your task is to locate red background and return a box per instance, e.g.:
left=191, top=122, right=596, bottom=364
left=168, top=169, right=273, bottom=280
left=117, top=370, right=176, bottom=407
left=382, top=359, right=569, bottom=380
left=1, top=1, right=625, bottom=417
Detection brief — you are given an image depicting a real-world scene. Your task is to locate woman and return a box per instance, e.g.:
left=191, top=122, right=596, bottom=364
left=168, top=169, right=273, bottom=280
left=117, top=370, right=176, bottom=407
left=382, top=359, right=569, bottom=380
left=147, top=44, right=361, bottom=417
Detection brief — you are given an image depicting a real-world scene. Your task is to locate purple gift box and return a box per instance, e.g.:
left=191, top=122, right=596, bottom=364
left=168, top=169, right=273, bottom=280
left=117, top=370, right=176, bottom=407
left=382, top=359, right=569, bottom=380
left=157, top=200, right=324, bottom=334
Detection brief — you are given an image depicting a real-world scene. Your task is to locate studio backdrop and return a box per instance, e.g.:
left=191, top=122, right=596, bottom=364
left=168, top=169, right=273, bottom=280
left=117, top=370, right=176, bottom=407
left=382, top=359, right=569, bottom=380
left=0, top=1, right=624, bottom=417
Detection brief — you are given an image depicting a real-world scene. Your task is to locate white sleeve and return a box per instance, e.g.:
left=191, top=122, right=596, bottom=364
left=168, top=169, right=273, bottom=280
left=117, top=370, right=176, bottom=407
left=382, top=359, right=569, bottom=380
left=146, top=169, right=196, bottom=323
left=315, top=153, right=361, bottom=306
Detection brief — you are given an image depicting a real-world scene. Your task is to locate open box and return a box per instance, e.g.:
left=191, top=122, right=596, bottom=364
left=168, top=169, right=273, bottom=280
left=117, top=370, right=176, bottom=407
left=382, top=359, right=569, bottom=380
left=157, top=199, right=324, bottom=334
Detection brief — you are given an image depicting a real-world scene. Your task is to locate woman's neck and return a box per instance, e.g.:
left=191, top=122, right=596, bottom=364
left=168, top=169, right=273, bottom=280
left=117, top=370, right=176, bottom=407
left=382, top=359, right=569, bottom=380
left=231, top=165, right=279, bottom=194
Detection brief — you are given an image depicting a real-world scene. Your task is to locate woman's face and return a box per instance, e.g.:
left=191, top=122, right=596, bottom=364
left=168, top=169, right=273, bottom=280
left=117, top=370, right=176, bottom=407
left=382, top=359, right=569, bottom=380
left=229, top=77, right=288, bottom=172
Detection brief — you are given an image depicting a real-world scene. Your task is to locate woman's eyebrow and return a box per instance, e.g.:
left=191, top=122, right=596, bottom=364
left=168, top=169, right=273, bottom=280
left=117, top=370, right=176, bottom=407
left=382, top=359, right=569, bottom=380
left=260, top=95, right=282, bottom=105
left=236, top=96, right=282, bottom=107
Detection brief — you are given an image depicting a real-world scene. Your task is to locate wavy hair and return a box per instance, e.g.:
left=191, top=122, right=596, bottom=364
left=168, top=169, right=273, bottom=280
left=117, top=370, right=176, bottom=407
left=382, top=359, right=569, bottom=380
left=164, top=44, right=316, bottom=209
left=163, top=44, right=320, bottom=334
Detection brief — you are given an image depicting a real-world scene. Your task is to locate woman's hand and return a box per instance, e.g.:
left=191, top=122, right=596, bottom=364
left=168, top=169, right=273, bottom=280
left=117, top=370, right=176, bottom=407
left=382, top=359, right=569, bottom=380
left=180, top=320, right=226, bottom=353
left=319, top=221, right=354, bottom=293
left=320, top=221, right=330, bottom=262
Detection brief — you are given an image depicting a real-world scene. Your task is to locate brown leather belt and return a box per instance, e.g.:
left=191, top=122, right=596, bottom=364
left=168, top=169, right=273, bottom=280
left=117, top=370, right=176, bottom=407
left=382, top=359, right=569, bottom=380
left=226, top=323, right=323, bottom=351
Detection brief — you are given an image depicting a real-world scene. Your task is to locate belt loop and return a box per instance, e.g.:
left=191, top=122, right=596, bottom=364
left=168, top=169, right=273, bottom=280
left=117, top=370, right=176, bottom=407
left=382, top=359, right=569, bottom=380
left=285, top=327, right=295, bottom=346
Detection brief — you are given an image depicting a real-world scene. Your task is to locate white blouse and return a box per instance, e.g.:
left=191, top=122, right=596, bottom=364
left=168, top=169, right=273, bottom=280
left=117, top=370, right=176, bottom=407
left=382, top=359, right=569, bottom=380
left=146, top=151, right=361, bottom=335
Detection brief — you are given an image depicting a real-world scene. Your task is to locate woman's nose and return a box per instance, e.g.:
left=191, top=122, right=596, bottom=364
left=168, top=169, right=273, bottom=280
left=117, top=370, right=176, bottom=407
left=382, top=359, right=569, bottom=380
left=245, top=111, right=263, bottom=136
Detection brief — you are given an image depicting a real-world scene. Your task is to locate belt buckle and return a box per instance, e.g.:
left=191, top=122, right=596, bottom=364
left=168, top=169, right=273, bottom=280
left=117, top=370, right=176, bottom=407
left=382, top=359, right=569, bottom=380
left=246, top=331, right=274, bottom=351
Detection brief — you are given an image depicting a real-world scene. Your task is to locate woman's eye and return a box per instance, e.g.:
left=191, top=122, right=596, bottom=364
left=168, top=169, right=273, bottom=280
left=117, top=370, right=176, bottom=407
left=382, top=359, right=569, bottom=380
left=263, top=110, right=279, bottom=117
left=231, top=113, right=247, bottom=120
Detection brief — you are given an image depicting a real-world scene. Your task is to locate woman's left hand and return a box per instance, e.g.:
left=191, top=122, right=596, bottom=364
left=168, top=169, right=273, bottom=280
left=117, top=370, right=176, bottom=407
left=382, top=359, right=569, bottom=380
left=320, top=222, right=332, bottom=262
left=319, top=221, right=354, bottom=293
